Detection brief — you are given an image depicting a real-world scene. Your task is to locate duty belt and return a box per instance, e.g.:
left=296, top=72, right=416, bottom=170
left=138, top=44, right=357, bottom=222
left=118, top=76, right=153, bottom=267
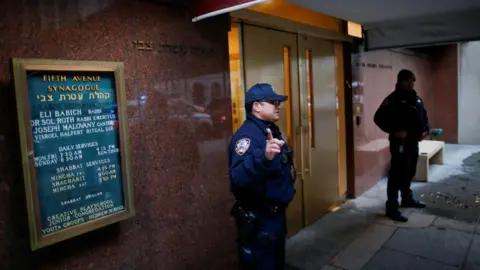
left=263, top=203, right=287, bottom=214
left=235, top=200, right=287, bottom=215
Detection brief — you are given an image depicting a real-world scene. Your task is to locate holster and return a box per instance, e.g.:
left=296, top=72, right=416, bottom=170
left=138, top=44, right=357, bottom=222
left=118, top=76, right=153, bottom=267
left=283, top=147, right=296, bottom=183
left=230, top=203, right=258, bottom=245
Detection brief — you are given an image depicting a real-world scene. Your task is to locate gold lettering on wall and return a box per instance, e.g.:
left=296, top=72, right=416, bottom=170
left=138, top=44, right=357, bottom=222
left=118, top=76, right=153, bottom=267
left=355, top=62, right=392, bottom=69
left=132, top=40, right=214, bottom=56
left=132, top=40, right=153, bottom=51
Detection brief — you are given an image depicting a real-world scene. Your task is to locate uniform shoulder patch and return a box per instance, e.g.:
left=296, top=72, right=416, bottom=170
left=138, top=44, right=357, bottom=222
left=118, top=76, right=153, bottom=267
left=235, top=138, right=251, bottom=156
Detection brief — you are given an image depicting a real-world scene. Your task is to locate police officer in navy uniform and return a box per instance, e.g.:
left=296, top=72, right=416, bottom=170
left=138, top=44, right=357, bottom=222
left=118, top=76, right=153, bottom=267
left=374, top=69, right=429, bottom=222
left=228, top=83, right=295, bottom=269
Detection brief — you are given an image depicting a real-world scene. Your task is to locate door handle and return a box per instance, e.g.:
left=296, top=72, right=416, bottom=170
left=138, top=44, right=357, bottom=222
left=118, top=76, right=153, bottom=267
left=346, top=80, right=352, bottom=89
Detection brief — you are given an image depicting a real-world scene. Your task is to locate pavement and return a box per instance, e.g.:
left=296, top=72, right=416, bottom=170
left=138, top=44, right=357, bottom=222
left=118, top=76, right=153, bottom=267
left=286, top=144, right=480, bottom=270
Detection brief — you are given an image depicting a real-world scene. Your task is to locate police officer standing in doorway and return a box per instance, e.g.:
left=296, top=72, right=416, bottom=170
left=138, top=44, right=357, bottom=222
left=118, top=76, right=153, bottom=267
left=228, top=83, right=295, bottom=269
left=374, top=69, right=429, bottom=222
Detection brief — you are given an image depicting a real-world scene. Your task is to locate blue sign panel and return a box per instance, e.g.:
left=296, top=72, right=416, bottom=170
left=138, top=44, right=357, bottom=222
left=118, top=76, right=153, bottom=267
left=27, top=71, right=125, bottom=236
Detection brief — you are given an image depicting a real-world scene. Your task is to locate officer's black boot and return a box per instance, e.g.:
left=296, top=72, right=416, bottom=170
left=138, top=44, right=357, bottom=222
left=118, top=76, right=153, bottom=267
left=386, top=201, right=408, bottom=222
left=401, top=198, right=426, bottom=208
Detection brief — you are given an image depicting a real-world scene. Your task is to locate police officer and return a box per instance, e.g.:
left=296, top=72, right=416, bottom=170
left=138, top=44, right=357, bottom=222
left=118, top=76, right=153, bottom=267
left=228, top=83, right=295, bottom=269
left=374, top=69, right=429, bottom=222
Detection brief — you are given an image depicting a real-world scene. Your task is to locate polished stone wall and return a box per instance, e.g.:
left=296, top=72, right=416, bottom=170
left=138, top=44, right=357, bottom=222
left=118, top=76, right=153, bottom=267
left=0, top=0, right=236, bottom=269
left=431, top=45, right=458, bottom=144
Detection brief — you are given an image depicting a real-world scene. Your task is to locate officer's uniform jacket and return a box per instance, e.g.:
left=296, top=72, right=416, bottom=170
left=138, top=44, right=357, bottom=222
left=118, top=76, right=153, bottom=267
left=228, top=114, right=295, bottom=206
left=374, top=89, right=430, bottom=141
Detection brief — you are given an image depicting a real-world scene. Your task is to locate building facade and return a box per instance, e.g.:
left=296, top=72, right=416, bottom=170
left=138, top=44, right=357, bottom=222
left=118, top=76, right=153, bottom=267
left=0, top=0, right=462, bottom=269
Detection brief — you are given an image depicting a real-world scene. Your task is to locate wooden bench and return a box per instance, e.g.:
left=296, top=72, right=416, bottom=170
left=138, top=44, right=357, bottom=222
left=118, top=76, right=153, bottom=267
left=413, top=140, right=445, bottom=182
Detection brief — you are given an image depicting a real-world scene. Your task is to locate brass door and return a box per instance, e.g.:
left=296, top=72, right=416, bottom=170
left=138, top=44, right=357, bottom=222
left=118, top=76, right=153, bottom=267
left=297, top=35, right=340, bottom=226
left=228, top=23, right=246, bottom=132
left=243, top=25, right=304, bottom=236
left=241, top=25, right=341, bottom=235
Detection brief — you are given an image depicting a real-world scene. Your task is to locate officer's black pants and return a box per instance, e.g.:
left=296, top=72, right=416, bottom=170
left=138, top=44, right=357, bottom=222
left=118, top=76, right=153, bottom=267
left=236, top=212, right=286, bottom=270
left=386, top=139, right=419, bottom=210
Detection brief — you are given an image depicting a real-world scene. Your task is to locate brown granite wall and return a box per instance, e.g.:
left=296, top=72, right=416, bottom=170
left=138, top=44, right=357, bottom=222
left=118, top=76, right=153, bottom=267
left=431, top=45, right=458, bottom=144
left=0, top=0, right=236, bottom=269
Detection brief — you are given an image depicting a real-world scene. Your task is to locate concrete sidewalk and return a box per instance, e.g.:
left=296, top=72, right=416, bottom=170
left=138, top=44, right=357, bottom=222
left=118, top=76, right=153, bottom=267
left=286, top=144, right=480, bottom=270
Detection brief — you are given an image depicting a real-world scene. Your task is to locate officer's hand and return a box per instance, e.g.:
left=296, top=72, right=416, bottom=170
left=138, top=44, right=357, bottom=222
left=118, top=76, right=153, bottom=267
left=265, top=128, right=285, bottom=160
left=419, top=132, right=428, bottom=141
left=394, top=131, right=407, bottom=139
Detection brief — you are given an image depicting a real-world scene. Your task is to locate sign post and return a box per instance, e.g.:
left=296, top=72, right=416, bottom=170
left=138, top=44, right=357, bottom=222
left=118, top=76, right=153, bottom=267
left=11, top=58, right=135, bottom=250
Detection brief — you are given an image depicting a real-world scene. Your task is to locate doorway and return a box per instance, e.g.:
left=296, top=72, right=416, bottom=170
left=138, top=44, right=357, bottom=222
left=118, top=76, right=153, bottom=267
left=229, top=23, right=341, bottom=236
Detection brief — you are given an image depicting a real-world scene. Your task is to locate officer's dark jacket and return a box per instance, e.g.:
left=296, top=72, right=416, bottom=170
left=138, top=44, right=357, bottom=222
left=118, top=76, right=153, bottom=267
left=228, top=114, right=295, bottom=205
left=374, top=88, right=429, bottom=140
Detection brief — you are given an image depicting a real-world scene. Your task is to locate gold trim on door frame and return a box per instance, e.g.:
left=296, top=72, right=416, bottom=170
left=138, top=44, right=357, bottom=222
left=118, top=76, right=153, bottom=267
left=228, top=22, right=246, bottom=133
left=335, top=43, right=347, bottom=197
left=283, top=46, right=293, bottom=146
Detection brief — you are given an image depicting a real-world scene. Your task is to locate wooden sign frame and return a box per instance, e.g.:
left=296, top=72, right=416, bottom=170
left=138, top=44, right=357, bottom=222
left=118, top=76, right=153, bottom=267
left=11, top=58, right=135, bottom=250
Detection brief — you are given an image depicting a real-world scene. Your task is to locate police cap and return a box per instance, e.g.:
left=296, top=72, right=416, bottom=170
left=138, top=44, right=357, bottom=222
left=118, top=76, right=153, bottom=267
left=244, top=83, right=288, bottom=105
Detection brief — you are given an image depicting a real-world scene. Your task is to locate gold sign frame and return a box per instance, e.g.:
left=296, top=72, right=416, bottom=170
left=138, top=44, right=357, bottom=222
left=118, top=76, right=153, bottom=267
left=11, top=58, right=135, bottom=250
